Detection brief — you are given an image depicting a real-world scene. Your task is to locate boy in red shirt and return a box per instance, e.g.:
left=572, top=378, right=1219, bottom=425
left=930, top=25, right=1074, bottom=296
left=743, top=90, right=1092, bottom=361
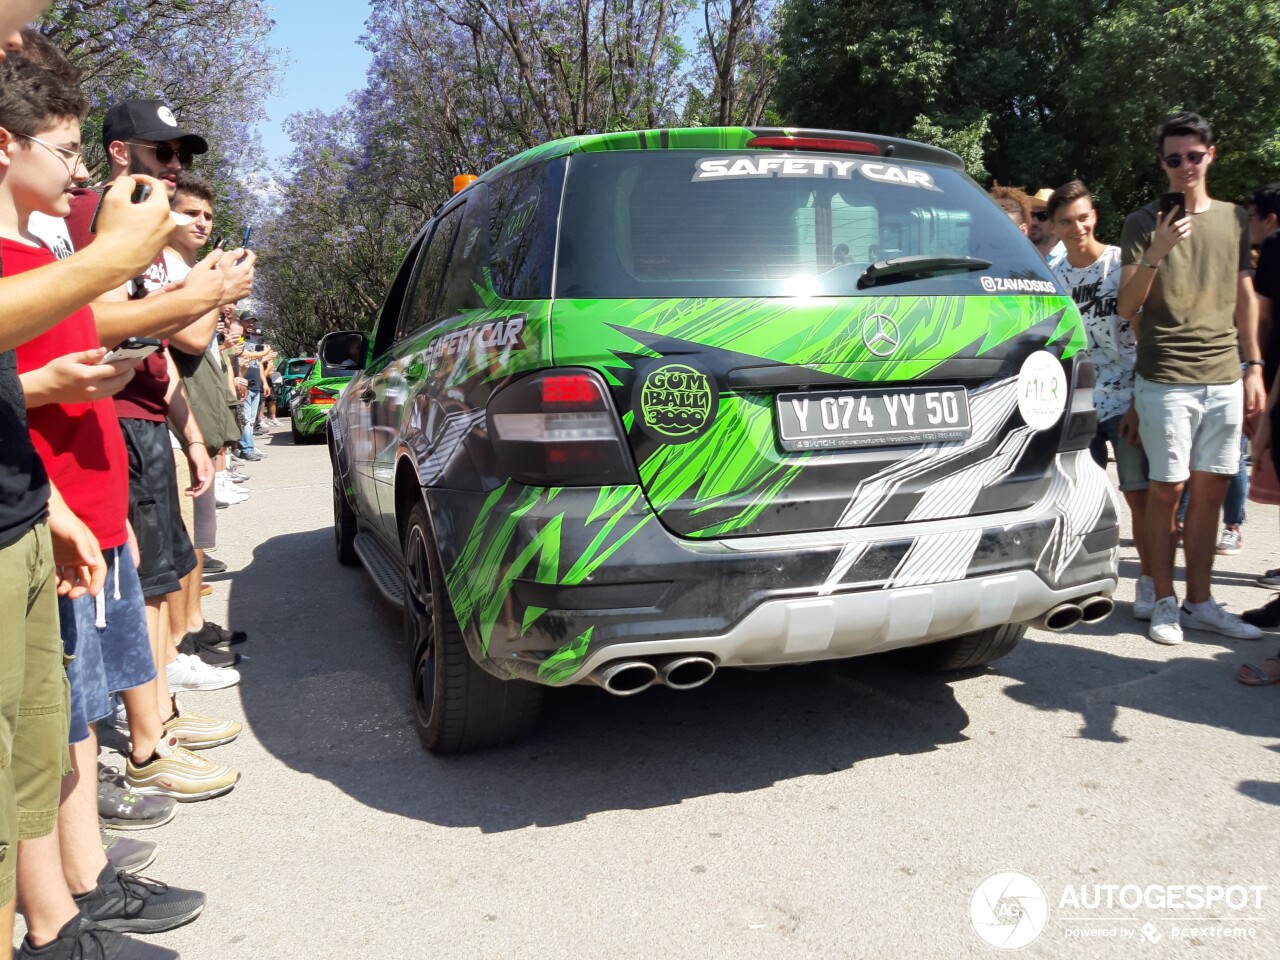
left=2, top=55, right=209, bottom=957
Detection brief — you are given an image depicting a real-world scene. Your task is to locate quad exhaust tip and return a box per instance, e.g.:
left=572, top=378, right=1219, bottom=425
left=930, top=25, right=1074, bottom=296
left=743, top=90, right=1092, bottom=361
left=591, top=661, right=658, bottom=696
left=589, top=655, right=718, bottom=695
left=657, top=655, right=717, bottom=690
left=1079, top=595, right=1115, bottom=624
left=1028, top=594, right=1115, bottom=632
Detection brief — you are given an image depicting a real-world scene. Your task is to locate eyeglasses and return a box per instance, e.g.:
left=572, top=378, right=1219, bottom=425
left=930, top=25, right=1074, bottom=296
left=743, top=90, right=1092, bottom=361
left=1161, top=150, right=1208, bottom=168
left=21, top=134, right=83, bottom=174
left=1030, top=211, right=1050, bottom=222
left=126, top=140, right=194, bottom=168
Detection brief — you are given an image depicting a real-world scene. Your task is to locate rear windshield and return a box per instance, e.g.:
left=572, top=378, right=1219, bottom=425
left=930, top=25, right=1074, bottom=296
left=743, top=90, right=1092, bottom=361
left=555, top=151, right=1057, bottom=299
left=285, top=359, right=314, bottom=377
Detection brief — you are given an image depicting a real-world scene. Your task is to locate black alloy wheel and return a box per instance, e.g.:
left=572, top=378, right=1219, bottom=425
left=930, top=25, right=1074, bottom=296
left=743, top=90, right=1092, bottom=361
left=401, top=500, right=543, bottom=753
left=332, top=470, right=358, bottom=566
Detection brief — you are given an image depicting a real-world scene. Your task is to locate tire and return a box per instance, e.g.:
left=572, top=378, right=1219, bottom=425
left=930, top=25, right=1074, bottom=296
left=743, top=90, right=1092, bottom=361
left=291, top=419, right=303, bottom=444
left=905, top=624, right=1025, bottom=673
left=401, top=500, right=543, bottom=753
left=332, top=470, right=358, bottom=567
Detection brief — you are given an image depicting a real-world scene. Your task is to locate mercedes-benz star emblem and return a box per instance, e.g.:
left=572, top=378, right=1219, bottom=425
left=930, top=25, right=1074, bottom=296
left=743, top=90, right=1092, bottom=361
left=862, top=314, right=901, bottom=357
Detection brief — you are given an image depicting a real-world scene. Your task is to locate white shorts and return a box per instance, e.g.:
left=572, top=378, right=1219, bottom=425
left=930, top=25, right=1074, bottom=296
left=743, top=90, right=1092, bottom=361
left=1133, top=375, right=1243, bottom=483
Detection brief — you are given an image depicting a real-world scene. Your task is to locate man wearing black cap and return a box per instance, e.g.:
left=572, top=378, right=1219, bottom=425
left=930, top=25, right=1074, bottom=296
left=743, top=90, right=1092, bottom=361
left=100, top=99, right=209, bottom=198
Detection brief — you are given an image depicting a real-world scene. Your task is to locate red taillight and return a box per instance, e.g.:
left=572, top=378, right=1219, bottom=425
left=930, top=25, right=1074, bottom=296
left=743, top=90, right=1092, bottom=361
left=489, top=369, right=635, bottom=486
left=309, top=386, right=335, bottom=406
left=540, top=373, right=602, bottom=407
left=747, top=136, right=881, bottom=155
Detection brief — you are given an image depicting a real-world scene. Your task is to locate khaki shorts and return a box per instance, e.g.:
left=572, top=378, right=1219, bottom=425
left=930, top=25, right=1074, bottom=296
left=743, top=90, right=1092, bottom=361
left=0, top=521, right=72, bottom=907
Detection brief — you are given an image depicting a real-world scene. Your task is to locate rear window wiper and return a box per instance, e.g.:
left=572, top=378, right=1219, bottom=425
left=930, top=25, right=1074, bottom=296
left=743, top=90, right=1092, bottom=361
left=857, top=255, right=993, bottom=289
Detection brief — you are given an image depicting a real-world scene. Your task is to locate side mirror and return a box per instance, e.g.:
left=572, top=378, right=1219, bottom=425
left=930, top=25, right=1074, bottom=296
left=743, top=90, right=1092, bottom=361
left=320, top=332, right=368, bottom=373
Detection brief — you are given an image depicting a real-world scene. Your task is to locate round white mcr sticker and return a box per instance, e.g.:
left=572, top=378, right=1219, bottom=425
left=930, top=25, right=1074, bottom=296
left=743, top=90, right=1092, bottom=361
left=1017, top=351, right=1067, bottom=431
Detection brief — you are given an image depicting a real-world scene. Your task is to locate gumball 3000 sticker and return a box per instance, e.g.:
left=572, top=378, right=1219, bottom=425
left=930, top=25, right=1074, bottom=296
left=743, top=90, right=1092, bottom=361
left=637, top=362, right=717, bottom=442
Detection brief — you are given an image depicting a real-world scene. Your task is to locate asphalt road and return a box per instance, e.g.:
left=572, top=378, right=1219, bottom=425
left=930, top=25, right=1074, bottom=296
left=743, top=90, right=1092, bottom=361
left=91, top=425, right=1280, bottom=958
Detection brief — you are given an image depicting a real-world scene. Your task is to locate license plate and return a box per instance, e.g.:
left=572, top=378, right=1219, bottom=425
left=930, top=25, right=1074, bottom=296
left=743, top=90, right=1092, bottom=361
left=776, top=386, right=972, bottom=451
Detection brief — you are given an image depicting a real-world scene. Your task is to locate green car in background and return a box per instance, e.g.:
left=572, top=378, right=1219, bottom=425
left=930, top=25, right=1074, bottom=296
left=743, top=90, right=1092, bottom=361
left=276, top=357, right=315, bottom=416
left=290, top=335, right=360, bottom=444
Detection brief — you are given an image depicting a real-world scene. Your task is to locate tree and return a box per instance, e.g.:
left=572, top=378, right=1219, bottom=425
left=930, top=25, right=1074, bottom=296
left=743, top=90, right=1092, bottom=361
left=37, top=0, right=283, bottom=236
left=773, top=0, right=1280, bottom=236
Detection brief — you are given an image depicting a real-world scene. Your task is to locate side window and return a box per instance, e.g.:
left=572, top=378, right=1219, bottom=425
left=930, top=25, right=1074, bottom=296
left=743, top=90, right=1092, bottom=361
left=370, top=230, right=428, bottom=359
left=398, top=204, right=464, bottom=340
left=488, top=159, right=564, bottom=300
left=436, top=188, right=490, bottom=320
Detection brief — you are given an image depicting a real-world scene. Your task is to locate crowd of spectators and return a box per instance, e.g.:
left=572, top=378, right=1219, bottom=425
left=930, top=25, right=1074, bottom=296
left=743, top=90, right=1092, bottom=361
left=0, top=8, right=265, bottom=957
left=992, top=114, right=1280, bottom=680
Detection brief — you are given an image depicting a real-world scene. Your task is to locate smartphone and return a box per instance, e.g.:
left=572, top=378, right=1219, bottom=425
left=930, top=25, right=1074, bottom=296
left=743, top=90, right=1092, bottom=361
left=88, top=183, right=154, bottom=235
left=242, top=226, right=252, bottom=247
left=1159, top=191, right=1186, bottom=223
left=99, top=336, right=162, bottom=364
left=219, top=238, right=235, bottom=251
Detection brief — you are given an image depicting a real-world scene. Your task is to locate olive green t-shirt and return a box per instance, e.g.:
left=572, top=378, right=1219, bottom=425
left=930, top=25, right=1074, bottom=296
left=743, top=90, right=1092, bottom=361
left=1119, top=199, right=1250, bottom=384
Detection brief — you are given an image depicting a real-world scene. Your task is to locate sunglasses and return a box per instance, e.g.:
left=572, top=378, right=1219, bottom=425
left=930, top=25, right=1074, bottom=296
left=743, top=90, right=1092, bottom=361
left=1030, top=211, right=1050, bottom=222
left=1160, top=150, right=1207, bottom=168
left=126, top=141, right=194, bottom=168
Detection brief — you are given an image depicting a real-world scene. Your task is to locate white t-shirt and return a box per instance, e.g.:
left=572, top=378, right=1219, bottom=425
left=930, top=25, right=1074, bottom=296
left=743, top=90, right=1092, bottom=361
left=1052, top=245, right=1134, bottom=422
left=27, top=212, right=74, bottom=261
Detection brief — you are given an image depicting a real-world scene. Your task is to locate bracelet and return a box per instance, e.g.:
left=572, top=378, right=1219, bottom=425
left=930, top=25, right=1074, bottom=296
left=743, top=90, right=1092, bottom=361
left=1139, top=256, right=1161, bottom=269
left=1245, top=359, right=1265, bottom=368
left=185, top=441, right=204, bottom=448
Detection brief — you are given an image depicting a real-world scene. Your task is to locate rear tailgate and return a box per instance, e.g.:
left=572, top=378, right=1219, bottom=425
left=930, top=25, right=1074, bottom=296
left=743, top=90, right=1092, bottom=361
left=551, top=149, right=1084, bottom=540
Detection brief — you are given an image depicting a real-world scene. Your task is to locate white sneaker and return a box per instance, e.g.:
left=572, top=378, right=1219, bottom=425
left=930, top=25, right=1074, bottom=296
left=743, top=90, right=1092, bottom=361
left=1148, top=597, right=1184, bottom=645
left=166, top=653, right=240, bottom=692
left=215, top=477, right=248, bottom=503
left=1133, top=577, right=1156, bottom=621
left=1181, top=599, right=1263, bottom=640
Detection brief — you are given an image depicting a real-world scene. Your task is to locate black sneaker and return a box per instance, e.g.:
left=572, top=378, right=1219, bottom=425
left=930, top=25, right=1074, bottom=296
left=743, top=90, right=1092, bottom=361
left=177, top=630, right=240, bottom=667
left=98, top=769, right=178, bottom=831
left=17, top=911, right=180, bottom=959
left=103, top=835, right=158, bottom=875
left=201, top=621, right=248, bottom=648
left=1242, top=594, right=1280, bottom=628
left=73, top=864, right=205, bottom=934
left=202, top=556, right=228, bottom=575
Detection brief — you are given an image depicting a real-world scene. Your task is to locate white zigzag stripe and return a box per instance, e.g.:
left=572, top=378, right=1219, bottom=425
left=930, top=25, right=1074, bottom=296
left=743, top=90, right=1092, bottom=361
left=890, top=528, right=986, bottom=587
left=421, top=409, right=486, bottom=485
left=834, top=377, right=1020, bottom=530
left=1038, top=450, right=1112, bottom=579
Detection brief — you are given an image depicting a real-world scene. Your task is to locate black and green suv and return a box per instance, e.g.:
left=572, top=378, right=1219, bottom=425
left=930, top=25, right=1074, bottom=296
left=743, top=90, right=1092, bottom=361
left=329, top=127, right=1119, bottom=754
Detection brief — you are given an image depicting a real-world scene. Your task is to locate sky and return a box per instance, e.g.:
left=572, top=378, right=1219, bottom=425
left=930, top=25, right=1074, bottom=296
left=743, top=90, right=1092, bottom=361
left=257, top=0, right=374, bottom=165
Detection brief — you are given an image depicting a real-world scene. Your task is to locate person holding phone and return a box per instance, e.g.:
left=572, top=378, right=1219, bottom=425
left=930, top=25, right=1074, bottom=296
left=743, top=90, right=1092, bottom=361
left=1116, top=111, right=1266, bottom=646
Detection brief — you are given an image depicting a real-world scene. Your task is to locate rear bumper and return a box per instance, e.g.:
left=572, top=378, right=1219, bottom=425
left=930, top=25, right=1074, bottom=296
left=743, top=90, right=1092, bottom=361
left=570, top=569, right=1116, bottom=676
left=429, top=450, right=1120, bottom=684
left=293, top=404, right=331, bottom=435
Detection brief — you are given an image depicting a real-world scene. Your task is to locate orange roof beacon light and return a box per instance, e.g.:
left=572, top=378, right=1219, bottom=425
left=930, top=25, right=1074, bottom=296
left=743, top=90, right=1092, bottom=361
left=453, top=174, right=478, bottom=194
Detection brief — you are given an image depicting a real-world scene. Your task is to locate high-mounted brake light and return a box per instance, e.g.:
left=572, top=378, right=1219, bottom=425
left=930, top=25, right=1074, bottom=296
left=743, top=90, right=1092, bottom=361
left=747, top=136, right=881, bottom=156
left=489, top=369, right=636, bottom=486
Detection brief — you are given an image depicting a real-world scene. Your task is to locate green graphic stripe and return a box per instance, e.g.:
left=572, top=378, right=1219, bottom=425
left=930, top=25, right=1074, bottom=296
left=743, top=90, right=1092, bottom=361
left=446, top=484, right=653, bottom=657
left=555, top=295, right=1082, bottom=374
left=638, top=394, right=805, bottom=537
left=483, top=128, right=760, bottom=181
left=538, top=627, right=595, bottom=684
left=553, top=294, right=1082, bottom=538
